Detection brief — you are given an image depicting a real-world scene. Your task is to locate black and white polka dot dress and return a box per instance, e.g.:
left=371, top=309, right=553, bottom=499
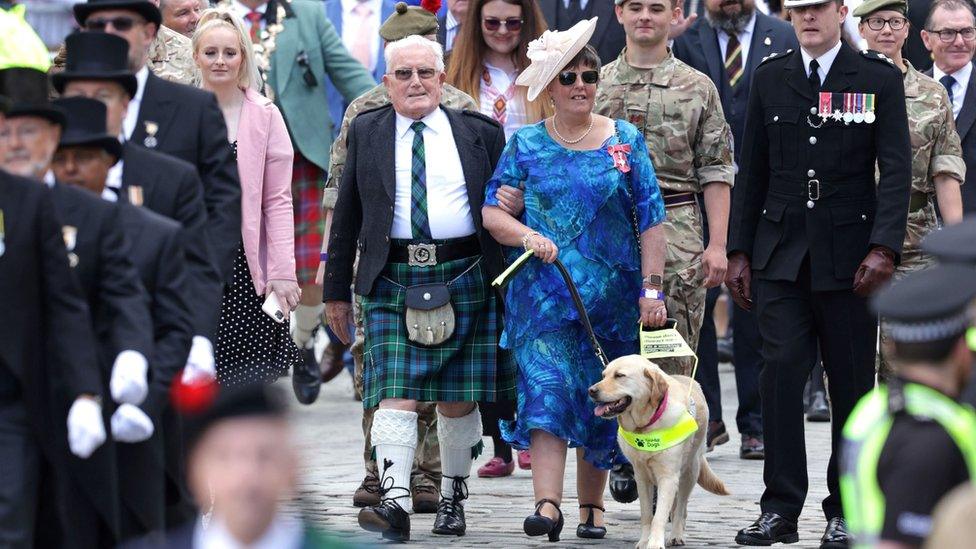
left=215, top=141, right=301, bottom=386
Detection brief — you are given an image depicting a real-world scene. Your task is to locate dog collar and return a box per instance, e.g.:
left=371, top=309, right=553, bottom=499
left=618, top=411, right=698, bottom=453
left=640, top=390, right=669, bottom=430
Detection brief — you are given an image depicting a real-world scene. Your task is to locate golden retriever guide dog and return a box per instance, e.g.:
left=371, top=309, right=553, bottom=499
left=589, top=355, right=729, bottom=549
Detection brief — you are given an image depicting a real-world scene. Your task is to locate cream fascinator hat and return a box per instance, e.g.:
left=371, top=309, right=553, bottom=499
left=516, top=17, right=598, bottom=102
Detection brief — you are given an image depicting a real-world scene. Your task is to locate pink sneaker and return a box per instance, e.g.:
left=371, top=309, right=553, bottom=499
left=517, top=450, right=531, bottom=470
left=477, top=457, right=515, bottom=478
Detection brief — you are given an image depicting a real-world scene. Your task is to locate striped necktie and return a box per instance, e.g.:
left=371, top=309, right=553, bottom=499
left=409, top=121, right=431, bottom=239
left=725, top=32, right=744, bottom=88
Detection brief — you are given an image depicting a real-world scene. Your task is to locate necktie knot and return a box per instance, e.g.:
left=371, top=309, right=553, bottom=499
left=809, top=59, right=820, bottom=77
left=411, top=121, right=426, bottom=134
left=246, top=10, right=262, bottom=23
left=808, top=58, right=821, bottom=93
left=940, top=74, right=957, bottom=102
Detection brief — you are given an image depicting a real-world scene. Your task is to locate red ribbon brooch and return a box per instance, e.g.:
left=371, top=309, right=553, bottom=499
left=607, top=144, right=631, bottom=173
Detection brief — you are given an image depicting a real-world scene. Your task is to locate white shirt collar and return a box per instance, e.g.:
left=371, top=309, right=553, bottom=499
left=395, top=106, right=450, bottom=139
left=800, top=39, right=842, bottom=79
left=446, top=11, right=459, bottom=30
left=933, top=61, right=973, bottom=90
left=43, top=170, right=55, bottom=188
left=233, top=0, right=267, bottom=15
left=740, top=10, right=757, bottom=37
left=133, top=65, right=149, bottom=104
left=192, top=513, right=304, bottom=549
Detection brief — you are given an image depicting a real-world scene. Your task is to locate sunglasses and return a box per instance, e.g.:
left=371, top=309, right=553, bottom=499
left=392, top=67, right=438, bottom=81
left=557, top=70, right=599, bottom=86
left=85, top=15, right=143, bottom=31
left=482, top=17, right=523, bottom=31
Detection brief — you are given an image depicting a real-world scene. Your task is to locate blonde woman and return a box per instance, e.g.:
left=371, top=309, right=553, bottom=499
left=192, top=9, right=303, bottom=390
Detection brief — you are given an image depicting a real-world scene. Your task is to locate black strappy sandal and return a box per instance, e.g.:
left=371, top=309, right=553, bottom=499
left=523, top=498, right=565, bottom=542
left=577, top=503, right=607, bottom=539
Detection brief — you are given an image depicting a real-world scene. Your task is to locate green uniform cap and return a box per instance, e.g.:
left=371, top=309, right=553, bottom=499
left=379, top=2, right=439, bottom=42
left=852, top=0, right=908, bottom=18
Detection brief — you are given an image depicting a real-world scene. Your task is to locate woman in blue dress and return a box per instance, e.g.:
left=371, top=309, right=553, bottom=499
left=482, top=19, right=668, bottom=542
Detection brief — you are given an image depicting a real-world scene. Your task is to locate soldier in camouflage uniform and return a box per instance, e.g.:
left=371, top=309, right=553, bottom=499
left=595, top=0, right=734, bottom=377
left=853, top=0, right=965, bottom=377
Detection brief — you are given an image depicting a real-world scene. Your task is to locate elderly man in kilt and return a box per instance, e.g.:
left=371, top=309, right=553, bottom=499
left=323, top=34, right=514, bottom=542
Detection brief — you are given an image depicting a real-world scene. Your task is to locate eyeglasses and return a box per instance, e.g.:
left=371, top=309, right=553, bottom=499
left=391, top=67, right=438, bottom=81
left=85, top=15, right=143, bottom=31
left=557, top=70, right=599, bottom=86
left=0, top=123, right=46, bottom=142
left=864, top=16, right=907, bottom=31
left=927, top=26, right=976, bottom=42
left=482, top=17, right=523, bottom=31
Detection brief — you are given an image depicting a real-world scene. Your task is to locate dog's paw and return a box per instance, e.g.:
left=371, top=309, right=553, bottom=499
left=667, top=537, right=685, bottom=546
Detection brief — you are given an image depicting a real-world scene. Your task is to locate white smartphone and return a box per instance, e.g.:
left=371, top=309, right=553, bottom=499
left=262, top=292, right=287, bottom=323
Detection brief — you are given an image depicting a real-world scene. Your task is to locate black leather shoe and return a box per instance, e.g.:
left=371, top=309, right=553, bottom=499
left=432, top=475, right=467, bottom=536
left=291, top=348, right=321, bottom=405
left=524, top=498, right=564, bottom=542
left=807, top=391, right=830, bottom=422
left=358, top=498, right=411, bottom=542
left=708, top=420, right=731, bottom=452
left=576, top=504, right=606, bottom=539
left=820, top=517, right=850, bottom=549
left=740, top=434, right=765, bottom=460
left=609, top=463, right=638, bottom=503
left=735, top=512, right=799, bottom=545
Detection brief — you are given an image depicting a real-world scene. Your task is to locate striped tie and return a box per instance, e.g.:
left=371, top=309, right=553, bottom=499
left=409, top=121, right=431, bottom=239
left=725, top=33, right=744, bottom=88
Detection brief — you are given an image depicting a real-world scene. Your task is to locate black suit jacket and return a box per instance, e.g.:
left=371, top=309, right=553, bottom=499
left=130, top=72, right=241, bottom=283
left=672, top=12, right=798, bottom=162
left=120, top=142, right=223, bottom=339
left=728, top=44, right=912, bottom=291
left=539, top=0, right=625, bottom=66
left=926, top=62, right=976, bottom=214
left=324, top=106, right=507, bottom=302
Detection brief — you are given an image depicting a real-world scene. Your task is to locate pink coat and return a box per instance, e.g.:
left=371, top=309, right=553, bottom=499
left=237, top=87, right=297, bottom=295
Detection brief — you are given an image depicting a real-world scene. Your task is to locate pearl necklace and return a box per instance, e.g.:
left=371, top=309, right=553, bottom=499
left=551, top=114, right=594, bottom=144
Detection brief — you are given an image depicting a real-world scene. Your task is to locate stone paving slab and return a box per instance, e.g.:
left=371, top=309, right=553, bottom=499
left=288, top=364, right=832, bottom=548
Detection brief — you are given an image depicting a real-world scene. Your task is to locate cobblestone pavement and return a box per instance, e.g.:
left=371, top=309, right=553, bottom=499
left=288, top=364, right=831, bottom=548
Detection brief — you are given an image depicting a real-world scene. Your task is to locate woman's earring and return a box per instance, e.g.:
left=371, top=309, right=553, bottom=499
left=549, top=97, right=555, bottom=107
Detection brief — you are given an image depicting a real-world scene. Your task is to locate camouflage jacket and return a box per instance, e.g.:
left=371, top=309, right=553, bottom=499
left=594, top=49, right=734, bottom=193
left=902, top=60, right=965, bottom=194
left=322, top=83, right=478, bottom=209
left=51, top=25, right=199, bottom=87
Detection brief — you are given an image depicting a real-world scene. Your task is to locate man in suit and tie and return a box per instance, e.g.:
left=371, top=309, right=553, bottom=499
left=324, top=36, right=513, bottom=541
left=539, top=0, right=626, bottom=65
left=437, top=0, right=468, bottom=52
left=51, top=95, right=195, bottom=542
left=923, top=0, right=976, bottom=213
left=222, top=0, right=375, bottom=392
left=672, top=0, right=796, bottom=461
left=0, top=91, right=107, bottom=549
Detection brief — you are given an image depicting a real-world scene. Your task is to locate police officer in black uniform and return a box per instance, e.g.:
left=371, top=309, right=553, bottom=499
left=725, top=0, right=912, bottom=544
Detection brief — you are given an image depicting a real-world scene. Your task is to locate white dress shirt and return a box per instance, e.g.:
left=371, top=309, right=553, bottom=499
left=445, top=11, right=460, bottom=52
left=122, top=66, right=150, bottom=141
left=340, top=0, right=381, bottom=71
left=392, top=108, right=475, bottom=240
left=232, top=0, right=267, bottom=33
left=800, top=40, right=842, bottom=84
left=716, top=11, right=757, bottom=67
left=562, top=0, right=590, bottom=9
left=933, top=62, right=972, bottom=120
left=192, top=514, right=304, bottom=549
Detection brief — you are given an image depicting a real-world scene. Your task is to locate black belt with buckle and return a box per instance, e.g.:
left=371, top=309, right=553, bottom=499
left=663, top=191, right=696, bottom=208
left=389, top=235, right=481, bottom=267
left=768, top=176, right=875, bottom=204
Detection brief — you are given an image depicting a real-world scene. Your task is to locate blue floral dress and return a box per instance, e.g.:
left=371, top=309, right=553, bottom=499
left=483, top=120, right=665, bottom=469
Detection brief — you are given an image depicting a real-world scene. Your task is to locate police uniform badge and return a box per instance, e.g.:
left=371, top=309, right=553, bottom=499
left=62, top=225, right=79, bottom=267
left=143, top=121, right=159, bottom=148
left=127, top=185, right=144, bottom=207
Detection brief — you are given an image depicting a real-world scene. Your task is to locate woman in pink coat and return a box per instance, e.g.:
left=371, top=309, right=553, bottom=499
left=193, top=9, right=302, bottom=388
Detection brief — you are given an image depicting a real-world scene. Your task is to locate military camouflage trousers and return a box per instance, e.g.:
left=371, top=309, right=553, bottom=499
left=878, top=202, right=939, bottom=379
left=658, top=202, right=707, bottom=376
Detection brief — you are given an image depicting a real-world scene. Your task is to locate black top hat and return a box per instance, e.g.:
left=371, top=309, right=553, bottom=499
left=52, top=97, right=123, bottom=161
left=51, top=32, right=137, bottom=98
left=73, top=0, right=161, bottom=27
left=0, top=68, right=66, bottom=127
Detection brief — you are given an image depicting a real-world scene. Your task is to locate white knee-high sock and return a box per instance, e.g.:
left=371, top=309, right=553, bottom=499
left=371, top=409, right=419, bottom=512
left=292, top=304, right=323, bottom=348
left=436, top=406, right=483, bottom=504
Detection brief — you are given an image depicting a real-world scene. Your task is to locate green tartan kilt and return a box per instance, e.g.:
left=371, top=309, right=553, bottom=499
left=360, top=255, right=516, bottom=408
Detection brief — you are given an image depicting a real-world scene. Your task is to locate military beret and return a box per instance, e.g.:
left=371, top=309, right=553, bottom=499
left=380, top=1, right=440, bottom=42
left=921, top=217, right=976, bottom=266
left=176, top=382, right=289, bottom=451
left=872, top=264, right=976, bottom=343
left=852, top=0, right=907, bottom=17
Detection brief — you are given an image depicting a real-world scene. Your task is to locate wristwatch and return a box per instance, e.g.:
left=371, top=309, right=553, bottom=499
left=643, top=274, right=664, bottom=287
left=640, top=288, right=664, bottom=300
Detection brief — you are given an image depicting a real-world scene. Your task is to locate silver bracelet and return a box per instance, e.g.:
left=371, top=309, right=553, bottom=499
left=521, top=231, right=540, bottom=251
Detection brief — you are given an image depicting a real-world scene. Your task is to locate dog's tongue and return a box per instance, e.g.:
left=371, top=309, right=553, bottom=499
left=594, top=403, right=609, bottom=417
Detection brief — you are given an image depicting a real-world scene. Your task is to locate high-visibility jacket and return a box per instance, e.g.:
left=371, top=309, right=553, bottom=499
left=0, top=4, right=50, bottom=72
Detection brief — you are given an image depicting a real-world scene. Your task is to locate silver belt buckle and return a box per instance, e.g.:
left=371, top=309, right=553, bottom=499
left=408, top=243, right=437, bottom=267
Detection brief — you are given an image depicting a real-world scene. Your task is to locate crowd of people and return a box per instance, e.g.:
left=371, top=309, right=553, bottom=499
left=4, top=0, right=976, bottom=546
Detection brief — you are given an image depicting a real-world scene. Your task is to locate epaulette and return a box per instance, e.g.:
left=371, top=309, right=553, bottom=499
left=860, top=48, right=897, bottom=67
left=461, top=108, right=502, bottom=128
left=758, top=48, right=793, bottom=66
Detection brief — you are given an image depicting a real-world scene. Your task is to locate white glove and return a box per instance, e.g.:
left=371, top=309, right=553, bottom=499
left=181, top=336, right=216, bottom=384
left=110, top=350, right=149, bottom=405
left=111, top=403, right=155, bottom=443
left=67, top=397, right=106, bottom=459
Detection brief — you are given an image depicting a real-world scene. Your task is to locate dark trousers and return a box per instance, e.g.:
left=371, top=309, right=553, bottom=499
left=0, top=399, right=40, bottom=549
left=754, top=261, right=876, bottom=521
left=696, top=287, right=764, bottom=436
